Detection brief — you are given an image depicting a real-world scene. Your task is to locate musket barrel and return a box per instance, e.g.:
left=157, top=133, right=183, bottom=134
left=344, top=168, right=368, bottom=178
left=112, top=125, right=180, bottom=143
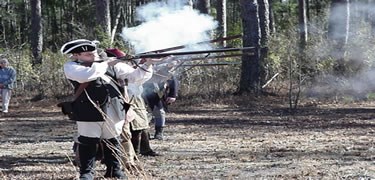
left=190, top=53, right=247, bottom=61
left=182, top=62, right=241, bottom=67
left=139, top=34, right=242, bottom=54
left=121, top=46, right=255, bottom=60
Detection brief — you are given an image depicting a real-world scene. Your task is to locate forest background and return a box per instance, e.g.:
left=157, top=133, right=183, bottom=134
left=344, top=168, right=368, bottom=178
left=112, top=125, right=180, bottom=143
left=1, top=0, right=375, bottom=107
left=1, top=0, right=375, bottom=179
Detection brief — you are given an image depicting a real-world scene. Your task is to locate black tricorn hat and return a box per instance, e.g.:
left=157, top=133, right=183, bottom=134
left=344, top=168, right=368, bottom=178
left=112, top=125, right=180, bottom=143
left=60, top=39, right=97, bottom=54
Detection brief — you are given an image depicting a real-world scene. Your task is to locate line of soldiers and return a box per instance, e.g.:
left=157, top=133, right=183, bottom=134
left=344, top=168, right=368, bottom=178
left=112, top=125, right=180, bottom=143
left=60, top=39, right=178, bottom=179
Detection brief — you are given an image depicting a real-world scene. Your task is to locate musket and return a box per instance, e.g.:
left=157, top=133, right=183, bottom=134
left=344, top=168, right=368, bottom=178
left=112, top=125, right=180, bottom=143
left=181, top=62, right=241, bottom=67
left=139, top=34, right=242, bottom=54
left=189, top=53, right=247, bottom=61
left=119, top=46, right=255, bottom=61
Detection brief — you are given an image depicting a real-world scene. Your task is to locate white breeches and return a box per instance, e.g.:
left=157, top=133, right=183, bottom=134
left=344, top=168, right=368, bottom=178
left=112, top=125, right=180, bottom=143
left=0, top=89, right=11, bottom=112
left=76, top=102, right=125, bottom=139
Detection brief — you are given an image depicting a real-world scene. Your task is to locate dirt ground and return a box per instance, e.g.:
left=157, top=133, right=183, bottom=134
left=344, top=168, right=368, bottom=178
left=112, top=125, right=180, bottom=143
left=0, top=95, right=374, bottom=180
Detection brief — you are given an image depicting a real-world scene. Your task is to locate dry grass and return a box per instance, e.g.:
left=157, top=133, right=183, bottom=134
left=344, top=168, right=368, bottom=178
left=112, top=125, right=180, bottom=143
left=0, top=95, right=374, bottom=179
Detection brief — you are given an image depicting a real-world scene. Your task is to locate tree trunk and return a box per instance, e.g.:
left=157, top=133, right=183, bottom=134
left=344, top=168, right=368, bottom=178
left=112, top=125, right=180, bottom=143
left=8, top=1, right=17, bottom=47
left=315, top=0, right=323, bottom=16
left=258, top=0, right=270, bottom=84
left=239, top=0, right=261, bottom=94
left=368, top=0, right=375, bottom=36
left=66, top=0, right=75, bottom=39
left=122, top=0, right=131, bottom=27
left=216, top=0, right=227, bottom=47
left=196, top=0, right=212, bottom=38
left=269, top=0, right=276, bottom=34
left=298, top=0, right=309, bottom=75
left=30, top=0, right=43, bottom=65
left=306, top=0, right=310, bottom=21
left=298, top=0, right=307, bottom=51
left=258, top=0, right=270, bottom=51
left=1, top=1, right=10, bottom=48
left=50, top=5, right=59, bottom=51
left=350, top=0, right=361, bottom=38
left=327, top=0, right=350, bottom=75
left=186, top=0, right=194, bottom=7
left=328, top=0, right=350, bottom=46
left=130, top=0, right=137, bottom=25
left=19, top=0, right=29, bottom=44
left=96, top=0, right=111, bottom=40
left=110, top=6, right=122, bottom=46
left=196, top=0, right=210, bottom=14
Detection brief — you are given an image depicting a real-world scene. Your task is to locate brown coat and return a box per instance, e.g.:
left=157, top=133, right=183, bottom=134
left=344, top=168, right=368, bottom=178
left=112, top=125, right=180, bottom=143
left=128, top=95, right=151, bottom=131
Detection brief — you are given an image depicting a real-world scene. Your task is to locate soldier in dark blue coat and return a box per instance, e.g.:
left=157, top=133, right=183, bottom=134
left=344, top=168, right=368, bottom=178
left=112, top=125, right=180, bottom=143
left=143, top=63, right=179, bottom=140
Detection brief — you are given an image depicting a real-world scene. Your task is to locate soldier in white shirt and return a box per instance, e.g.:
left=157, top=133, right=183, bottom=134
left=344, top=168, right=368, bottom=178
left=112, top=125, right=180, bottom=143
left=61, top=39, right=160, bottom=180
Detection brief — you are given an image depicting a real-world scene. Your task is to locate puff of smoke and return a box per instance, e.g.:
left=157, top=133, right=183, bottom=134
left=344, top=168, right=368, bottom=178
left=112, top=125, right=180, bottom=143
left=300, top=1, right=375, bottom=98
left=121, top=0, right=217, bottom=53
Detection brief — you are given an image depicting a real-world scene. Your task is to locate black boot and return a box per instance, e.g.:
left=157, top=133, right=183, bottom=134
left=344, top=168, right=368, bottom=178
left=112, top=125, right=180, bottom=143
left=140, top=130, right=160, bottom=156
left=103, top=138, right=127, bottom=179
left=154, top=126, right=164, bottom=140
left=72, top=142, right=80, bottom=167
left=78, top=136, right=100, bottom=180
left=131, top=130, right=142, bottom=154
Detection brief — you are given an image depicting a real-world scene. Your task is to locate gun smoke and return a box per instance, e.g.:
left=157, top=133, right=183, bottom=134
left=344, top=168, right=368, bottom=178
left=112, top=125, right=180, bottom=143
left=303, top=1, right=375, bottom=99
left=121, top=0, right=217, bottom=54
left=121, top=0, right=218, bottom=96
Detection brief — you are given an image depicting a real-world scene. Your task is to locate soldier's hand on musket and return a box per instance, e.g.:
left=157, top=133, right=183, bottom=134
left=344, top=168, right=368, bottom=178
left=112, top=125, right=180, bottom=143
left=142, top=58, right=165, bottom=65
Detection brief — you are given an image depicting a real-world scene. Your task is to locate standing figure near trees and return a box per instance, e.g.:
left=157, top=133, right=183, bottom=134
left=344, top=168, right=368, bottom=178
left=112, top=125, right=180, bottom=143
left=0, top=56, right=16, bottom=113
left=60, top=39, right=158, bottom=180
left=143, top=62, right=179, bottom=140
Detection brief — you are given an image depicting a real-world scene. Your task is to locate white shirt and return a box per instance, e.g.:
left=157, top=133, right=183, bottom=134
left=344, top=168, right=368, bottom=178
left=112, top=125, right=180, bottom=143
left=63, top=61, right=153, bottom=84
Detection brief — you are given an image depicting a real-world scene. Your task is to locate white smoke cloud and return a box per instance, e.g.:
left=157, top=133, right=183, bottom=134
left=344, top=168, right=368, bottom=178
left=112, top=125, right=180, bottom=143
left=121, top=0, right=217, bottom=53
left=297, top=1, right=375, bottom=99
